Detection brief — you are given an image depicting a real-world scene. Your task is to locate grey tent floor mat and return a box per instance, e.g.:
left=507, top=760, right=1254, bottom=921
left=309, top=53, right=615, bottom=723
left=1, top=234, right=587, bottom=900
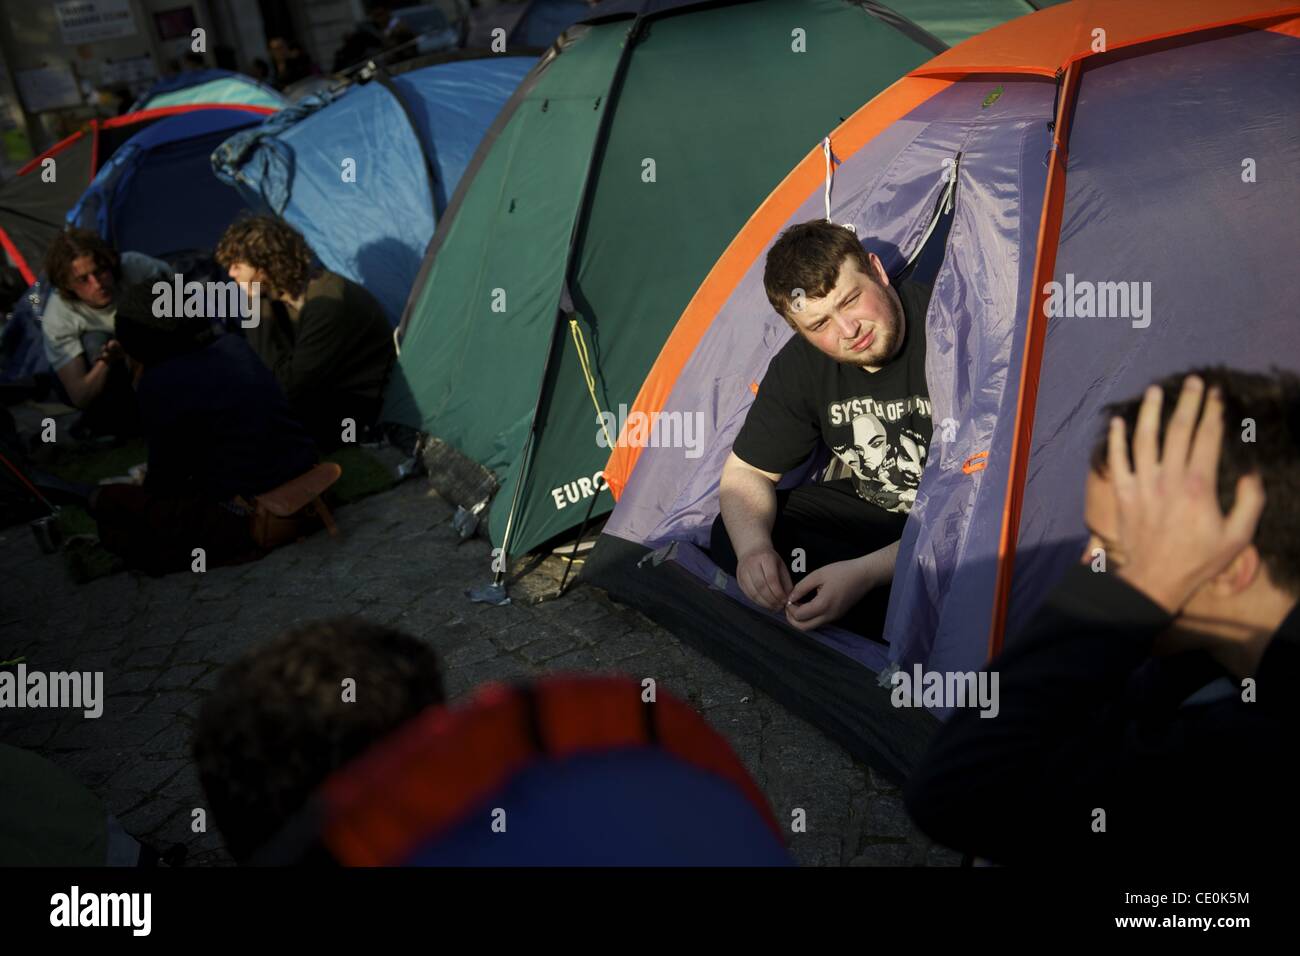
left=584, top=534, right=938, bottom=784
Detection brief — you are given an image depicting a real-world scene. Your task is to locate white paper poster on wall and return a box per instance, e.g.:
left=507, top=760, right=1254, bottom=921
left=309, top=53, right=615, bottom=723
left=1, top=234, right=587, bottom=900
left=55, top=0, right=139, bottom=45
left=15, top=64, right=84, bottom=113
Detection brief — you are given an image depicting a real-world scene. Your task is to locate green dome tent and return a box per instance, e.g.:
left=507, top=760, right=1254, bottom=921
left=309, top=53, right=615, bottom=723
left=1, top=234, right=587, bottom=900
left=383, top=0, right=1057, bottom=576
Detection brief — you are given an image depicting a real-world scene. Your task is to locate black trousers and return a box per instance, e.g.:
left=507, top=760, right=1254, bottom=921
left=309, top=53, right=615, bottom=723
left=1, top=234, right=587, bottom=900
left=709, top=479, right=905, bottom=639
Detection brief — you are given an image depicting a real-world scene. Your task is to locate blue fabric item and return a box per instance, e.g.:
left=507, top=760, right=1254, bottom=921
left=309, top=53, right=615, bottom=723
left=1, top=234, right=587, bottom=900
left=395, top=749, right=794, bottom=866
left=132, top=69, right=285, bottom=112
left=67, top=108, right=264, bottom=259
left=0, top=283, right=50, bottom=383
left=138, top=334, right=317, bottom=501
left=212, top=58, right=532, bottom=325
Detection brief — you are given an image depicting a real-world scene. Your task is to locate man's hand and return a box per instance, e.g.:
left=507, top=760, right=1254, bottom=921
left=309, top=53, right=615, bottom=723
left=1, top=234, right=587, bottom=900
left=736, top=545, right=794, bottom=612
left=98, top=339, right=124, bottom=365
left=1109, top=375, right=1266, bottom=615
left=785, top=555, right=880, bottom=632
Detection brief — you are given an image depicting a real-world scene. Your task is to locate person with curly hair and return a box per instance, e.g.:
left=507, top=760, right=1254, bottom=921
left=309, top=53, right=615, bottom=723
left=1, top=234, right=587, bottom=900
left=216, top=215, right=394, bottom=450
left=40, top=229, right=169, bottom=437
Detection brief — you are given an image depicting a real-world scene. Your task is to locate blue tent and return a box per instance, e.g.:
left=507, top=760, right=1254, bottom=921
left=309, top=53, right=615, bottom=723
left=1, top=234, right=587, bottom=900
left=68, top=107, right=266, bottom=260
left=133, top=69, right=286, bottom=112
left=213, top=57, right=532, bottom=325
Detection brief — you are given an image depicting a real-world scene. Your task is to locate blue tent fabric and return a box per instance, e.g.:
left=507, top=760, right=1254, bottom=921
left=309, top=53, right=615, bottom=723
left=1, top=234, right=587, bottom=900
left=398, top=750, right=795, bottom=866
left=68, top=108, right=265, bottom=259
left=213, top=58, right=533, bottom=325
left=0, top=284, right=51, bottom=384
left=132, top=69, right=285, bottom=112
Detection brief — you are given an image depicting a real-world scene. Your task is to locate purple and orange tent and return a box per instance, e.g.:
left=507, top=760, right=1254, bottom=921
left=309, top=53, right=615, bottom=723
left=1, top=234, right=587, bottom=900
left=587, top=0, right=1300, bottom=777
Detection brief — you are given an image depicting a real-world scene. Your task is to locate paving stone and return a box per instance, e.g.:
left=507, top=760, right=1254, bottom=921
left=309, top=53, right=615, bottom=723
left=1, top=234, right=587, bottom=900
left=516, top=632, right=582, bottom=664
left=849, top=842, right=915, bottom=866
left=864, top=794, right=914, bottom=840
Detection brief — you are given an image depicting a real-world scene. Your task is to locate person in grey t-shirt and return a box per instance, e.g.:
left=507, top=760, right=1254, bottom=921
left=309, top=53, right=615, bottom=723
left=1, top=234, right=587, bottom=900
left=40, top=229, right=168, bottom=436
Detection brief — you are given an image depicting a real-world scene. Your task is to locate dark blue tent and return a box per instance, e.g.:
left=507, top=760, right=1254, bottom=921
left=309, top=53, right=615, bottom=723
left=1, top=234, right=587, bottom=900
left=213, top=57, right=532, bottom=325
left=67, top=107, right=267, bottom=259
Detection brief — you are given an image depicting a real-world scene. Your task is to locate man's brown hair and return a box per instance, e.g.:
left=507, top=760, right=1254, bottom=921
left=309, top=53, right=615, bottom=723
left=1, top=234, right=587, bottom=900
left=215, top=214, right=316, bottom=300
left=1091, top=366, right=1300, bottom=595
left=192, top=617, right=445, bottom=862
left=763, top=220, right=874, bottom=324
left=43, top=228, right=120, bottom=300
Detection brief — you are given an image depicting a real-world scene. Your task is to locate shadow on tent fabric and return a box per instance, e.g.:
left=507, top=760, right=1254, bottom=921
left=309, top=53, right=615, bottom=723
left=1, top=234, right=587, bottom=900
left=586, top=532, right=1082, bottom=783
left=356, top=237, right=424, bottom=325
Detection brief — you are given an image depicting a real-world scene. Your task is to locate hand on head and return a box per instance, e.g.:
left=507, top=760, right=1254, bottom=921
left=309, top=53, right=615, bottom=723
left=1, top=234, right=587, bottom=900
left=1108, top=375, right=1266, bottom=615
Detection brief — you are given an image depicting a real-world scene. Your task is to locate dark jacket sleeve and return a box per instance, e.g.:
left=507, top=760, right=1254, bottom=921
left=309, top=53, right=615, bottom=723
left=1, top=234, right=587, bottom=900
left=904, top=565, right=1175, bottom=862
left=905, top=565, right=1300, bottom=863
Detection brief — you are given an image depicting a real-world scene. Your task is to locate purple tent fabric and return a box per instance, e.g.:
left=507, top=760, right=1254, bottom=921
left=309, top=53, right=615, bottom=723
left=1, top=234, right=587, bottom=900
left=1006, top=27, right=1300, bottom=640
left=602, top=25, right=1300, bottom=692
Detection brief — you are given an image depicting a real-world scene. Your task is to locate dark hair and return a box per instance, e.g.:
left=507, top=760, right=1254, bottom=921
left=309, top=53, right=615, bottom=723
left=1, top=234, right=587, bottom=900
left=215, top=214, right=316, bottom=300
left=192, top=618, right=445, bottom=863
left=112, top=282, right=213, bottom=367
left=1090, top=366, right=1300, bottom=594
left=763, top=220, right=874, bottom=323
left=43, top=228, right=121, bottom=300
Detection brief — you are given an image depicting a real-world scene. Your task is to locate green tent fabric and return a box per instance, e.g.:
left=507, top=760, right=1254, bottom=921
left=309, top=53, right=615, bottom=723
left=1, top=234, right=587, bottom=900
left=0, top=745, right=112, bottom=865
left=385, top=0, right=1044, bottom=563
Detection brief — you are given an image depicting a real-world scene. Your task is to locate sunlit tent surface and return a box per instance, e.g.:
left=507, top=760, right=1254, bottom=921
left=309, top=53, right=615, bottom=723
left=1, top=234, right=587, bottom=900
left=383, top=0, right=1051, bottom=564
left=589, top=0, right=1300, bottom=776
left=132, top=68, right=286, bottom=112
left=213, top=58, right=534, bottom=325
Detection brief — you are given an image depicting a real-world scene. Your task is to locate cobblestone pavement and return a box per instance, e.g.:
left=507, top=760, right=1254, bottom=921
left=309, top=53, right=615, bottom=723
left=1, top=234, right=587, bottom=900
left=1, top=478, right=959, bottom=867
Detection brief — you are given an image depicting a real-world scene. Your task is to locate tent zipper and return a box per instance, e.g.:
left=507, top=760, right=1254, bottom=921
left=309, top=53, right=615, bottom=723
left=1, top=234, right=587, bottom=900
left=903, top=151, right=961, bottom=271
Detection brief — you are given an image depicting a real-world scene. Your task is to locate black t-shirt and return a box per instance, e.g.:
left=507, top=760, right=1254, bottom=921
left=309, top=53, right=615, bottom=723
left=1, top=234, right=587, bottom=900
left=732, top=281, right=933, bottom=515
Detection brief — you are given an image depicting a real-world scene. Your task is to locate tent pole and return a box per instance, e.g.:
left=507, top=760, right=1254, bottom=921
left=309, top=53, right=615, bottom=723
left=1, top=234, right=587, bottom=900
left=557, top=483, right=603, bottom=595
left=485, top=2, right=654, bottom=593
left=987, top=61, right=1081, bottom=659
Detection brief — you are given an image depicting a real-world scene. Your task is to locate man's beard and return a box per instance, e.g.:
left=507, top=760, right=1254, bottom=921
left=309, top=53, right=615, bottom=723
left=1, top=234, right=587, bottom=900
left=843, top=294, right=904, bottom=368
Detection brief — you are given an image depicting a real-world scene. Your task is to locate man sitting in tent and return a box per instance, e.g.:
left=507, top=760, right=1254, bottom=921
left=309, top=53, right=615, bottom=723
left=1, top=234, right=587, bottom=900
left=711, top=220, right=932, bottom=637
left=40, top=229, right=169, bottom=438
left=88, top=283, right=318, bottom=575
left=217, top=215, right=395, bottom=451
left=906, top=369, right=1300, bottom=864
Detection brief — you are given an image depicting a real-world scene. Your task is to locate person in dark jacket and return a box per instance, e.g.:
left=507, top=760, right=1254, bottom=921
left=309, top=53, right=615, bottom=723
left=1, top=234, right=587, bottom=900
left=89, top=283, right=318, bottom=575
left=217, top=215, right=395, bottom=452
left=905, top=367, right=1299, bottom=865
